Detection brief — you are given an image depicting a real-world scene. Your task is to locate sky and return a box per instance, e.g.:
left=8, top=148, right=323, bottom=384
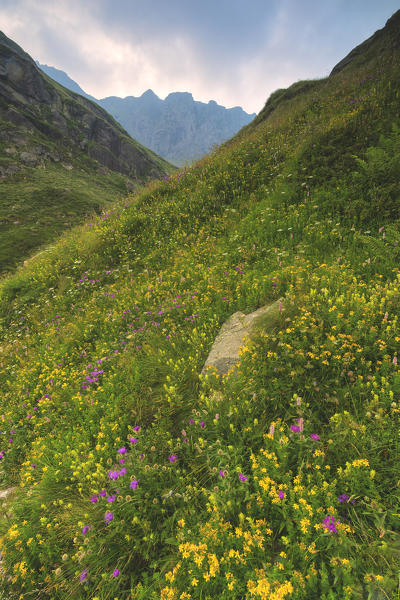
left=0, top=0, right=399, bottom=114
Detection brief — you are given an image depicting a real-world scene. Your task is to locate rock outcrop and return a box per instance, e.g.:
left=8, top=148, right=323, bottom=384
left=0, top=486, right=15, bottom=500
left=202, top=298, right=283, bottom=376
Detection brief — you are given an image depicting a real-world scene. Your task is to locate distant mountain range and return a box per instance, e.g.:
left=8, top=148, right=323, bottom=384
left=37, top=63, right=256, bottom=166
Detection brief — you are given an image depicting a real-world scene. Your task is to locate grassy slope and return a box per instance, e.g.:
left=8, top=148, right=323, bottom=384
left=0, top=162, right=136, bottom=274
left=0, top=65, right=176, bottom=275
left=0, top=37, right=399, bottom=600
left=0, top=147, right=176, bottom=275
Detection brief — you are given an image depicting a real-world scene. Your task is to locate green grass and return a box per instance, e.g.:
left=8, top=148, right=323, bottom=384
left=0, top=32, right=399, bottom=600
left=0, top=162, right=140, bottom=274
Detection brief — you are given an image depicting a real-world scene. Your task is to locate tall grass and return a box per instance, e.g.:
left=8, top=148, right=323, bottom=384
left=0, top=48, right=399, bottom=600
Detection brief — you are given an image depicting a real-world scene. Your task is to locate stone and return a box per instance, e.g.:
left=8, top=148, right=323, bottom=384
left=202, top=298, right=284, bottom=376
left=0, top=163, right=19, bottom=178
left=20, top=150, right=38, bottom=165
left=0, top=486, right=15, bottom=500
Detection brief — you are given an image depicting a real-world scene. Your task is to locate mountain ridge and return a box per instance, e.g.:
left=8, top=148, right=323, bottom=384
left=36, top=62, right=256, bottom=166
left=330, top=8, right=400, bottom=75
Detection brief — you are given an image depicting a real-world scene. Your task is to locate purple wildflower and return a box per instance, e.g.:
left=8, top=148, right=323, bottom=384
left=117, top=447, right=127, bottom=454
left=82, top=525, right=90, bottom=535
left=338, top=493, right=350, bottom=503
left=168, top=454, right=177, bottom=462
left=290, top=425, right=300, bottom=433
left=130, top=479, right=139, bottom=490
left=105, top=511, right=113, bottom=524
left=107, top=494, right=116, bottom=503
left=219, top=469, right=225, bottom=478
left=128, top=437, right=138, bottom=444
left=90, top=495, right=98, bottom=503
left=133, top=426, right=141, bottom=431
left=278, top=490, right=285, bottom=499
left=239, top=473, right=248, bottom=482
left=322, top=515, right=339, bottom=533
left=113, top=569, right=119, bottom=577
left=310, top=434, right=320, bottom=441
left=80, top=568, right=88, bottom=582
left=200, top=421, right=205, bottom=428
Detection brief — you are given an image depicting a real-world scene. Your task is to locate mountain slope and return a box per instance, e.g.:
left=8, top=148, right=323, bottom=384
left=0, top=9, right=400, bottom=600
left=330, top=8, right=400, bottom=74
left=36, top=62, right=255, bottom=166
left=35, top=61, right=97, bottom=102
left=0, top=31, right=174, bottom=273
left=0, top=31, right=171, bottom=178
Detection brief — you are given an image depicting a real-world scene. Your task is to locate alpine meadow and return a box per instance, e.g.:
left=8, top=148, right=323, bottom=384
left=1, top=9, right=400, bottom=600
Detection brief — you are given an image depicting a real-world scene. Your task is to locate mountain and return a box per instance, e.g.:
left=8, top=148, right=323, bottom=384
left=0, top=31, right=173, bottom=273
left=36, top=62, right=256, bottom=166
left=0, top=31, right=171, bottom=179
left=1, top=9, right=400, bottom=600
left=98, top=91, right=256, bottom=166
left=35, top=61, right=97, bottom=103
left=330, top=7, right=400, bottom=74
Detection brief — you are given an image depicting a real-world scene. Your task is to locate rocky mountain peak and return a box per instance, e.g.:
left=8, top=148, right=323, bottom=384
left=141, top=89, right=160, bottom=100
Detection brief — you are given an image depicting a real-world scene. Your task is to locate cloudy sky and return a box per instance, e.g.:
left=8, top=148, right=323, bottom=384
left=1, top=0, right=399, bottom=113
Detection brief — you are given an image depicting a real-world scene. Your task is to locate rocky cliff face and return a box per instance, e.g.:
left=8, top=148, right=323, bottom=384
left=36, top=62, right=255, bottom=167
left=0, top=31, right=172, bottom=181
left=99, top=91, right=255, bottom=166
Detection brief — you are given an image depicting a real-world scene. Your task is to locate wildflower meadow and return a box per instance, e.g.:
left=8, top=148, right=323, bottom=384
left=0, top=44, right=400, bottom=600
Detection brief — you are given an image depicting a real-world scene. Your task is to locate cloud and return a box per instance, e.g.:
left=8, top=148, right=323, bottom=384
left=0, top=0, right=282, bottom=110
left=0, top=0, right=399, bottom=113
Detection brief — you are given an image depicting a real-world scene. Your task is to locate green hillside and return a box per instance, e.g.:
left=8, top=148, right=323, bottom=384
left=0, top=10, right=400, bottom=600
left=0, top=163, right=141, bottom=275
left=0, top=31, right=175, bottom=274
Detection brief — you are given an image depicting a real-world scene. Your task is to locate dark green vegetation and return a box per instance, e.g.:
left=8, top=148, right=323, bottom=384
left=0, top=163, right=137, bottom=274
left=0, top=31, right=174, bottom=273
left=0, top=10, right=400, bottom=600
